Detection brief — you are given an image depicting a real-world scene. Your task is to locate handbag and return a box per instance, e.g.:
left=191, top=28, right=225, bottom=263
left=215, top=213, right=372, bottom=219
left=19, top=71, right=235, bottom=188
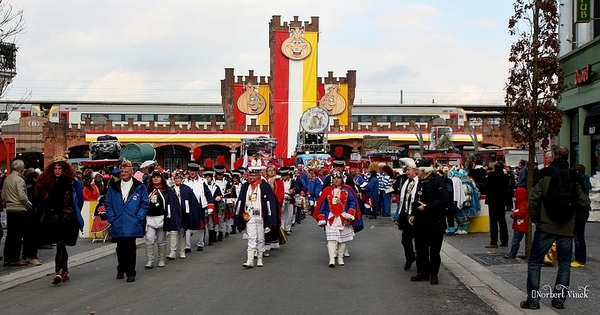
left=384, top=186, right=395, bottom=194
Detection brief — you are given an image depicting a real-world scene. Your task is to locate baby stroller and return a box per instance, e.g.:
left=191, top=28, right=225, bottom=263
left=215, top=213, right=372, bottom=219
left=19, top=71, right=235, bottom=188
left=91, top=196, right=111, bottom=243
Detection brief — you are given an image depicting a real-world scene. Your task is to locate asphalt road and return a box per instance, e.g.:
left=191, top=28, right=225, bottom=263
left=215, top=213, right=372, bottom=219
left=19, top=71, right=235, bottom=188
left=0, top=217, right=497, bottom=315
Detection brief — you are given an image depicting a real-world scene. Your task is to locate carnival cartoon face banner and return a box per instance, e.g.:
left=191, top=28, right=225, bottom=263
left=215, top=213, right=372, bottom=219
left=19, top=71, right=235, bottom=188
left=319, top=85, right=347, bottom=116
left=281, top=27, right=312, bottom=60
left=237, top=82, right=267, bottom=115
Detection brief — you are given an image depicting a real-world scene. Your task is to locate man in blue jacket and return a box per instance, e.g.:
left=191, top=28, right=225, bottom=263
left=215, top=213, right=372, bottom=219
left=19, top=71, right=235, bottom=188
left=105, top=159, right=149, bottom=282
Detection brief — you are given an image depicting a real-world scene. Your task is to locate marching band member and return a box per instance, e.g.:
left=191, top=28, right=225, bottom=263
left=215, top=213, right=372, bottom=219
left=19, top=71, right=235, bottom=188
left=264, top=164, right=284, bottom=255
left=213, top=156, right=230, bottom=241
left=314, top=170, right=359, bottom=267
left=236, top=163, right=278, bottom=268
left=168, top=171, right=202, bottom=260
left=281, top=163, right=301, bottom=235
left=144, top=170, right=177, bottom=269
left=204, top=160, right=224, bottom=246
left=225, top=160, right=245, bottom=236
left=182, top=162, right=214, bottom=253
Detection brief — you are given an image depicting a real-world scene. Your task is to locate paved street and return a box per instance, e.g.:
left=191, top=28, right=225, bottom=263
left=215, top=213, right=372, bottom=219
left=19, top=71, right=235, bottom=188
left=2, top=209, right=598, bottom=314
left=0, top=216, right=496, bottom=315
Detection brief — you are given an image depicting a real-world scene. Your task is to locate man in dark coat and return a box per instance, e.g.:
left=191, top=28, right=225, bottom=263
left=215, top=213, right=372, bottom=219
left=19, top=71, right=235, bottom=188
left=409, top=159, right=448, bottom=285
left=484, top=162, right=510, bottom=248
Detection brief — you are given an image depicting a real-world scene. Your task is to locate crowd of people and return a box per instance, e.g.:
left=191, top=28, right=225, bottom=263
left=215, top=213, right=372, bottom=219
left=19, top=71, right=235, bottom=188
left=0, top=145, right=592, bottom=309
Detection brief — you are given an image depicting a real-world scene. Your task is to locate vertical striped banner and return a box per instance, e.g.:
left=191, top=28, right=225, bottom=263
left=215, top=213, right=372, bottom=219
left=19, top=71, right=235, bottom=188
left=273, top=29, right=318, bottom=158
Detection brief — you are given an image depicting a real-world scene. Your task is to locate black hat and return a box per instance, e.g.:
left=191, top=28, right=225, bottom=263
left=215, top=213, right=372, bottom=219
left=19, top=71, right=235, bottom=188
left=188, top=162, right=201, bottom=171
left=151, top=170, right=163, bottom=177
left=333, top=157, right=346, bottom=167
left=415, top=159, right=432, bottom=168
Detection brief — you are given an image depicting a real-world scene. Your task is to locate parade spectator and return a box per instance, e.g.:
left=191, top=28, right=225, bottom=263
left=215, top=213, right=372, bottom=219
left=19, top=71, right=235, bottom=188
left=35, top=155, right=84, bottom=285
left=484, top=162, right=510, bottom=248
left=379, top=164, right=394, bottom=217
left=314, top=170, right=358, bottom=267
left=2, top=159, right=32, bottom=267
left=521, top=145, right=590, bottom=310
left=394, top=158, right=418, bottom=270
left=22, top=168, right=41, bottom=265
left=516, top=160, right=528, bottom=188
left=105, top=159, right=149, bottom=282
left=236, top=164, right=279, bottom=268
left=504, top=187, right=529, bottom=259
left=82, top=169, right=100, bottom=201
left=93, top=172, right=106, bottom=195
left=363, top=163, right=379, bottom=219
left=571, top=163, right=591, bottom=268
left=409, top=159, right=448, bottom=285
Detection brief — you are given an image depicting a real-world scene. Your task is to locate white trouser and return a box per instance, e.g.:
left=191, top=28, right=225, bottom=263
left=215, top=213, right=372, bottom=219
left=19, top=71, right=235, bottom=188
left=186, top=228, right=205, bottom=248
left=145, top=215, right=166, bottom=246
left=217, top=216, right=226, bottom=233
left=226, top=217, right=233, bottom=233
left=207, top=216, right=216, bottom=230
left=282, top=202, right=294, bottom=232
left=246, top=214, right=265, bottom=252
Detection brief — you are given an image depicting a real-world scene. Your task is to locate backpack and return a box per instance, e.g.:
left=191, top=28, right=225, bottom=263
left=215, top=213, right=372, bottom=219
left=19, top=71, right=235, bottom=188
left=542, top=170, right=579, bottom=223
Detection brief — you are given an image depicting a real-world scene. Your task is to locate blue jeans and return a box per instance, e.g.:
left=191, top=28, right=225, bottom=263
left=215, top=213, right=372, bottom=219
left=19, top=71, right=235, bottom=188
left=526, top=228, right=572, bottom=305
left=378, top=191, right=391, bottom=216
left=508, top=230, right=524, bottom=258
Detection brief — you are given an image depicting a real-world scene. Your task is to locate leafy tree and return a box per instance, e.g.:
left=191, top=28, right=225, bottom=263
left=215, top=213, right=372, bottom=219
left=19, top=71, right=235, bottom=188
left=0, top=0, right=25, bottom=124
left=505, top=0, right=564, bottom=257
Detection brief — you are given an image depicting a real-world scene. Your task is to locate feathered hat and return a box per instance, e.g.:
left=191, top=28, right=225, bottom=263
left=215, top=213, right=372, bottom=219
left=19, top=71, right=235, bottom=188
left=214, top=155, right=226, bottom=174
left=333, top=147, right=345, bottom=167
left=203, top=158, right=215, bottom=177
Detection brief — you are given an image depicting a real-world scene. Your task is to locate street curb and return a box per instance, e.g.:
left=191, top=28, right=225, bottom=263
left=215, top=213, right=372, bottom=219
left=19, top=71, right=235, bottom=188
left=0, top=239, right=144, bottom=292
left=441, top=240, right=559, bottom=315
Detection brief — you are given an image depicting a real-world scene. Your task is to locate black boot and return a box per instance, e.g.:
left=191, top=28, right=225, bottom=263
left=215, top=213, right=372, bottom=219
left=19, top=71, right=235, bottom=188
left=218, top=232, right=224, bottom=242
left=208, top=230, right=215, bottom=245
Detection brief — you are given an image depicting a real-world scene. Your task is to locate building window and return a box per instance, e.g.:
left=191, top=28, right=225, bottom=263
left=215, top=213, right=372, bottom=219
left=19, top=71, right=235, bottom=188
left=164, top=149, right=183, bottom=171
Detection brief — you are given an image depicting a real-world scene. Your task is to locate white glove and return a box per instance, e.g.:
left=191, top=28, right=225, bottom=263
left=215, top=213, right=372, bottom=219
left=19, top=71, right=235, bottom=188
left=207, top=209, right=213, bottom=215
left=318, top=220, right=326, bottom=227
left=264, top=227, right=271, bottom=234
left=341, top=212, right=355, bottom=221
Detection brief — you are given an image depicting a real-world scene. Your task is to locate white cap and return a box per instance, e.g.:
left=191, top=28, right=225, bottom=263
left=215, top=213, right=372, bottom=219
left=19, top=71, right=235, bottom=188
left=399, top=157, right=417, bottom=169
left=140, top=160, right=156, bottom=168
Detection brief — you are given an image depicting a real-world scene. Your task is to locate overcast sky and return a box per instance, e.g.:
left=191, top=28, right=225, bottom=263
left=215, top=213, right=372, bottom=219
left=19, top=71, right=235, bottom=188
left=3, top=0, right=515, bottom=105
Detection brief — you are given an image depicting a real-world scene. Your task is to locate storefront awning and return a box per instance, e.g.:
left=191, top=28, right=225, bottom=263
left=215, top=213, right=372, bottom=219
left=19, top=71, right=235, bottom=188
left=584, top=104, right=600, bottom=135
